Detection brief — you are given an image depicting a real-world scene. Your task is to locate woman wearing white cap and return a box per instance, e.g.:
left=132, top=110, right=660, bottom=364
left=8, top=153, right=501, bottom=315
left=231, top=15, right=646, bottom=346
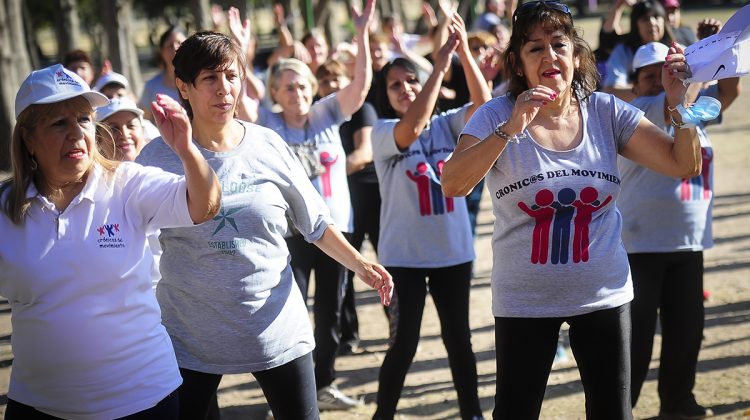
left=622, top=41, right=740, bottom=419
left=0, top=63, right=221, bottom=419
left=95, top=97, right=147, bottom=162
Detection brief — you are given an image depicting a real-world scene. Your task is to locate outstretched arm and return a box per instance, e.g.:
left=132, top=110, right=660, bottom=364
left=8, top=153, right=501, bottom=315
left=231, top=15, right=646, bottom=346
left=452, top=12, right=492, bottom=122
left=336, top=0, right=375, bottom=118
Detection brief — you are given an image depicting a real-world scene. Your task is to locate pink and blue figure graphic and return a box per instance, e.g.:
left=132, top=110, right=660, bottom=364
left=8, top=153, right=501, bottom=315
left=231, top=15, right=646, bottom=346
left=517, top=189, right=555, bottom=264
left=572, top=187, right=611, bottom=263
left=550, top=188, right=576, bottom=265
left=406, top=162, right=432, bottom=216
left=437, top=160, right=454, bottom=213
left=319, top=151, right=338, bottom=198
left=680, top=147, right=713, bottom=201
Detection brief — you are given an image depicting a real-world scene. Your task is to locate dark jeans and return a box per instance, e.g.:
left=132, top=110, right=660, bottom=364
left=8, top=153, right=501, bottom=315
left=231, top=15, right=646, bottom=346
left=466, top=178, right=485, bottom=237
left=628, top=251, right=705, bottom=411
left=177, top=352, right=318, bottom=420
left=494, top=304, right=632, bottom=420
left=6, top=391, right=179, bottom=420
left=374, top=262, right=481, bottom=420
left=341, top=180, right=382, bottom=346
left=286, top=234, right=348, bottom=389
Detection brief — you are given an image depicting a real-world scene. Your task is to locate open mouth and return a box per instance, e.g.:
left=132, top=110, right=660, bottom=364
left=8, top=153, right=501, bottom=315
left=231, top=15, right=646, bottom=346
left=542, top=69, right=561, bottom=78
left=65, top=149, right=86, bottom=159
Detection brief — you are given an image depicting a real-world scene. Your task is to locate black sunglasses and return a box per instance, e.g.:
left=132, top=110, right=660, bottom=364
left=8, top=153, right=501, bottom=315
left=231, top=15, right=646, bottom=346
left=513, top=1, right=572, bottom=22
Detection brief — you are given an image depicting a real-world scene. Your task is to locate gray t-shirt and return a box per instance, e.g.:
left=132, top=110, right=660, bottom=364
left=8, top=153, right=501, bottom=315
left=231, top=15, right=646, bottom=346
left=258, top=94, right=352, bottom=232
left=618, top=92, right=714, bottom=253
left=136, top=120, right=332, bottom=374
left=461, top=92, right=642, bottom=317
left=138, top=73, right=181, bottom=111
left=373, top=105, right=475, bottom=268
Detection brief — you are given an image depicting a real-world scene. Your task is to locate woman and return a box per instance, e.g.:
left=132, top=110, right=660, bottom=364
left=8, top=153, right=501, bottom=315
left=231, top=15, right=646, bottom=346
left=95, top=97, right=147, bottom=162
left=602, top=0, right=673, bottom=101
left=136, top=29, right=392, bottom=419
left=441, top=2, right=701, bottom=417
left=371, top=13, right=491, bottom=420
left=240, top=0, right=377, bottom=409
left=0, top=64, right=220, bottom=419
left=622, top=41, right=740, bottom=419
left=139, top=26, right=187, bottom=121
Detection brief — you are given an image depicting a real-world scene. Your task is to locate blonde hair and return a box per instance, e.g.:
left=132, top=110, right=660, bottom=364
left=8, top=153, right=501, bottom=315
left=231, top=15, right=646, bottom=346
left=1, top=97, right=118, bottom=224
left=267, top=58, right=319, bottom=103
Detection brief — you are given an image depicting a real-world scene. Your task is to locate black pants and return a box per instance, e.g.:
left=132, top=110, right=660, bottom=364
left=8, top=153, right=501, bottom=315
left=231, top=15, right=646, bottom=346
left=341, top=180, right=382, bottom=346
left=177, top=352, right=318, bottom=420
left=465, top=178, right=485, bottom=237
left=493, top=304, right=632, bottom=420
left=629, top=251, right=705, bottom=411
left=6, top=391, right=179, bottom=420
left=374, top=262, right=481, bottom=420
left=286, top=234, right=348, bottom=389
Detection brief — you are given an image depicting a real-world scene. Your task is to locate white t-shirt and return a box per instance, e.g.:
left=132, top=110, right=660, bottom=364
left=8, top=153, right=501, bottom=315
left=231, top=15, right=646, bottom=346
left=618, top=91, right=714, bottom=252
left=373, top=105, right=475, bottom=268
left=461, top=92, right=642, bottom=317
left=0, top=163, right=192, bottom=419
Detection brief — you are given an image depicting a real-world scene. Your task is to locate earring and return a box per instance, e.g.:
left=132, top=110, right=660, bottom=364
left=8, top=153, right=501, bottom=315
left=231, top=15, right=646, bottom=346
left=30, top=155, right=38, bottom=171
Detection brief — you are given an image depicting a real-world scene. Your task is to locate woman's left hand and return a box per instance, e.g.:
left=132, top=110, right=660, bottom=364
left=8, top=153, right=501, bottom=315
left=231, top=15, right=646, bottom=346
left=662, top=42, right=691, bottom=107
left=357, top=262, right=394, bottom=306
left=152, top=94, right=193, bottom=158
left=353, top=0, right=376, bottom=32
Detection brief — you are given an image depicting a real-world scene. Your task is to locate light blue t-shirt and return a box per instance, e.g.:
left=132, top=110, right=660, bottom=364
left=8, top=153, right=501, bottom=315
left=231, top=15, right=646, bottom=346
left=603, top=43, right=635, bottom=88
left=373, top=105, right=475, bottom=268
left=136, top=120, right=331, bottom=373
left=618, top=91, right=714, bottom=253
left=461, top=92, right=643, bottom=317
left=138, top=73, right=181, bottom=111
left=258, top=94, right=353, bottom=232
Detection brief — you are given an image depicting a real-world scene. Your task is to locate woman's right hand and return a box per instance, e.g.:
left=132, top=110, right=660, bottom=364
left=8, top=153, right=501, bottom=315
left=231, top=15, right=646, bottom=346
left=434, top=29, right=459, bottom=75
left=506, top=85, right=558, bottom=134
left=152, top=94, right=193, bottom=158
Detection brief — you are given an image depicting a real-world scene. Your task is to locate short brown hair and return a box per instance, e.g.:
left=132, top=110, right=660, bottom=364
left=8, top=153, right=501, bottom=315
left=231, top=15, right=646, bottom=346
left=315, top=59, right=348, bottom=81
left=172, top=31, right=247, bottom=119
left=504, top=6, right=598, bottom=100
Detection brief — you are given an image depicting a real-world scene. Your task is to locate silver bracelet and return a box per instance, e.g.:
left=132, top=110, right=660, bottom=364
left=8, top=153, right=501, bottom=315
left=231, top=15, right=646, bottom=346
left=493, top=121, right=527, bottom=144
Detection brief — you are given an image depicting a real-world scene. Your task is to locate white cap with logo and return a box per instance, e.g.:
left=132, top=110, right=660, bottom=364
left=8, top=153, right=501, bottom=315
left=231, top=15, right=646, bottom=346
left=92, top=72, right=130, bottom=92
left=633, top=42, right=671, bottom=71
left=95, top=97, right=144, bottom=122
left=14, top=64, right=109, bottom=119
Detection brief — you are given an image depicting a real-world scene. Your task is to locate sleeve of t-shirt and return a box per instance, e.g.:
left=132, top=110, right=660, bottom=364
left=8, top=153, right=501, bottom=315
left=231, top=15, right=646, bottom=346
left=120, top=162, right=193, bottom=233
left=137, top=78, right=156, bottom=111
left=372, top=119, right=403, bottom=161
left=267, top=134, right=333, bottom=242
left=312, top=93, right=347, bottom=126
left=461, top=97, right=510, bottom=141
left=610, top=94, right=645, bottom=151
left=350, top=102, right=378, bottom=129
left=603, top=44, right=632, bottom=88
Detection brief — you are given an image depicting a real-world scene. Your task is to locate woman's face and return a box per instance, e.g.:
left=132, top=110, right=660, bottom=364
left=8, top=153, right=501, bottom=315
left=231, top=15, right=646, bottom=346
left=101, top=111, right=145, bottom=161
left=370, top=40, right=390, bottom=72
left=273, top=70, right=314, bottom=116
left=637, top=14, right=665, bottom=43
left=385, top=65, right=421, bottom=117
left=318, top=73, right=350, bottom=97
left=517, top=25, right=578, bottom=96
left=179, top=60, right=243, bottom=125
left=161, top=31, right=187, bottom=70
left=305, top=35, right=329, bottom=67
left=632, top=63, right=664, bottom=98
left=26, top=102, right=96, bottom=187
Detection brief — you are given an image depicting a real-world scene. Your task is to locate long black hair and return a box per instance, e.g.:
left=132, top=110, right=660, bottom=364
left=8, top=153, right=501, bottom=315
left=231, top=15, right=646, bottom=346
left=375, top=57, right=433, bottom=119
left=625, top=1, right=674, bottom=53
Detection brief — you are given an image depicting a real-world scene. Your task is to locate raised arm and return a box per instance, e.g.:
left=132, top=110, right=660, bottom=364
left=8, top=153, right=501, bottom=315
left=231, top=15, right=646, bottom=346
left=335, top=0, right=375, bottom=118
left=452, top=13, right=492, bottom=121
left=393, top=31, right=459, bottom=149
left=151, top=95, right=221, bottom=223
left=602, top=0, right=635, bottom=35
left=314, top=226, right=393, bottom=306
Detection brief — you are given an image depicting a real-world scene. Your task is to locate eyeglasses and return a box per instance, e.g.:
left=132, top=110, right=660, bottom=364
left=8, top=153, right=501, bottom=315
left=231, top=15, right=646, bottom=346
left=513, top=1, right=572, bottom=22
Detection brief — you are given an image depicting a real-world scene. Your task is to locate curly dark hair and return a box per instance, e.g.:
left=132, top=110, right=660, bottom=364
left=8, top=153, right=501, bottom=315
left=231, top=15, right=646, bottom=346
left=504, top=4, right=598, bottom=101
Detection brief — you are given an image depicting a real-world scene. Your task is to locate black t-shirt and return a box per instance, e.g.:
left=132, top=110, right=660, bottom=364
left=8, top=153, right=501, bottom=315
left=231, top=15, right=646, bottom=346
left=340, top=102, right=379, bottom=184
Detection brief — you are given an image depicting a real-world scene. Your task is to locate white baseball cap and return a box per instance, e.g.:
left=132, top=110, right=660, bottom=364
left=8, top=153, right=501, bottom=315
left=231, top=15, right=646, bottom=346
left=633, top=42, right=670, bottom=70
left=14, top=64, right=109, bottom=119
left=95, top=97, right=144, bottom=122
left=92, top=71, right=130, bottom=92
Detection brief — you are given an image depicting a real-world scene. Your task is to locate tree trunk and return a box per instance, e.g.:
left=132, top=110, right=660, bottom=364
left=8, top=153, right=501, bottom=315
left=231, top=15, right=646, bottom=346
left=190, top=0, right=211, bottom=31
left=99, top=0, right=143, bottom=97
left=55, top=0, right=81, bottom=61
left=0, top=0, right=33, bottom=171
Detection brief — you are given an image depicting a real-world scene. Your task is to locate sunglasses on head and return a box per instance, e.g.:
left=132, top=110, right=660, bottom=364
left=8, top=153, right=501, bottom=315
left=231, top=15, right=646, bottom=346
left=513, top=1, right=572, bottom=22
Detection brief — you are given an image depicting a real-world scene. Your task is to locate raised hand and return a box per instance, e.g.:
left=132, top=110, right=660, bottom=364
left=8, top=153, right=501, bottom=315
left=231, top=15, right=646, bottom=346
left=662, top=42, right=690, bottom=107
left=422, top=1, right=438, bottom=29
left=435, top=30, right=459, bottom=74
left=273, top=3, right=286, bottom=27
left=697, top=19, right=722, bottom=40
left=152, top=94, right=193, bottom=158
left=507, top=85, right=559, bottom=135
left=228, top=7, right=252, bottom=51
left=352, top=0, right=376, bottom=32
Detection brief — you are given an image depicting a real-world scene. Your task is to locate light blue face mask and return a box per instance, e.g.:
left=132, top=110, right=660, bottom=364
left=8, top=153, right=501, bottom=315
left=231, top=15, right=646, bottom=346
left=676, top=96, right=722, bottom=127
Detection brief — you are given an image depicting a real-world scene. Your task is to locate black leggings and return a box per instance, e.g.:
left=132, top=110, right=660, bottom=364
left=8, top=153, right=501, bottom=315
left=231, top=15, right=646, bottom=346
left=629, top=251, right=705, bottom=411
left=177, top=352, right=318, bottom=420
left=493, top=304, right=632, bottom=420
left=5, top=391, right=179, bottom=420
left=374, top=262, right=481, bottom=420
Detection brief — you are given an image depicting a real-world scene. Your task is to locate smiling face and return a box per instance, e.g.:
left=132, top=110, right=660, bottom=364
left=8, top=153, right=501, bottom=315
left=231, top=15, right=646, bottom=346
left=100, top=111, right=145, bottom=161
left=637, top=14, right=666, bottom=43
left=272, top=69, right=314, bottom=117
left=517, top=25, right=579, bottom=96
left=305, top=33, right=329, bottom=68
left=385, top=65, right=421, bottom=117
left=178, top=60, right=242, bottom=126
left=25, top=98, right=96, bottom=188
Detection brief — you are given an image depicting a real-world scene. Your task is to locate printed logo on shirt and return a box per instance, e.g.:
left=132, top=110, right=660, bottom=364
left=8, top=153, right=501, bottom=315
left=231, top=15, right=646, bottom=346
left=680, top=147, right=713, bottom=202
left=494, top=169, right=621, bottom=199
left=517, top=186, right=612, bottom=265
left=220, top=173, right=261, bottom=195
left=96, top=222, right=125, bottom=248
left=208, top=205, right=249, bottom=256
left=319, top=151, right=338, bottom=198
left=405, top=160, right=454, bottom=216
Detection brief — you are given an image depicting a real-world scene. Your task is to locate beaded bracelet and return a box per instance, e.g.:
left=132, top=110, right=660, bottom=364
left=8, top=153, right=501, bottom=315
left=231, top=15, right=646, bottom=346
left=493, top=121, right=527, bottom=144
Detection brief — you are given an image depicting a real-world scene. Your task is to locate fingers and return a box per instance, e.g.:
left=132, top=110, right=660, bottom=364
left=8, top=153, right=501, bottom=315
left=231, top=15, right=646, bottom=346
left=663, top=43, right=691, bottom=80
left=372, top=265, right=394, bottom=306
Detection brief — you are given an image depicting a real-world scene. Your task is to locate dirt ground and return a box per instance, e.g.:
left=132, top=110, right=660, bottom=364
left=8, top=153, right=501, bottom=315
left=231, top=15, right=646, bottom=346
left=0, top=6, right=748, bottom=420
